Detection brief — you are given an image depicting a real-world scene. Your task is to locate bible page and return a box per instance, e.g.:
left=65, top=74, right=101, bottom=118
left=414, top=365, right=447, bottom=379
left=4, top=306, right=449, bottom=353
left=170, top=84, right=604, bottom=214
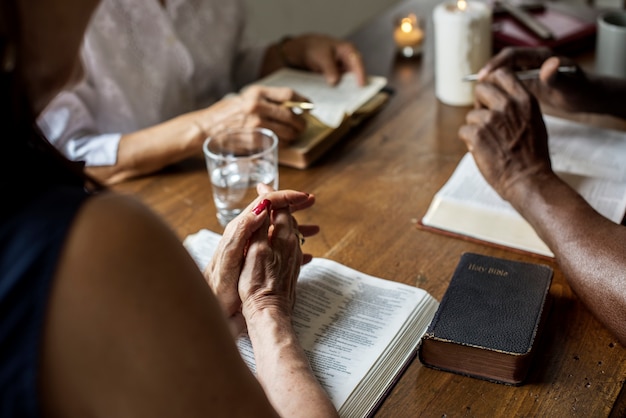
left=236, top=258, right=432, bottom=411
left=546, top=115, right=626, bottom=182
left=546, top=115, right=626, bottom=222
left=421, top=116, right=626, bottom=257
left=421, top=153, right=553, bottom=257
left=182, top=229, right=432, bottom=412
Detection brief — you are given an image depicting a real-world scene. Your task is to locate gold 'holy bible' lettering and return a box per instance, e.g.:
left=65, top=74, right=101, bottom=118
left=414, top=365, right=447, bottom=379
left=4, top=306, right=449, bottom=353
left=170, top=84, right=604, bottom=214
left=468, top=263, right=509, bottom=277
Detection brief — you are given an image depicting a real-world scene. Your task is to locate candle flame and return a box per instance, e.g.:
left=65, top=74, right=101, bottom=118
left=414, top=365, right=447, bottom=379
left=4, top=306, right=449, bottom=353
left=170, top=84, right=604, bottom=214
left=457, top=0, right=467, bottom=11
left=400, top=13, right=418, bottom=33
left=400, top=18, right=414, bottom=33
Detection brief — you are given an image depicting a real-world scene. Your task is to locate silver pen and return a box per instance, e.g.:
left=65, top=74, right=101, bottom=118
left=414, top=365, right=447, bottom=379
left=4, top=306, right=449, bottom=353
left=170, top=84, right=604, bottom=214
left=462, top=65, right=577, bottom=82
left=282, top=100, right=315, bottom=110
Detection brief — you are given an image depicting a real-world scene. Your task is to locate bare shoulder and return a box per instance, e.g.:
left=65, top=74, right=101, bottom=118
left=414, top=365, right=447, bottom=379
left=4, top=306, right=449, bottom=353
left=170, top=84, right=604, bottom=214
left=42, top=192, right=273, bottom=416
left=52, top=190, right=215, bottom=312
left=55, top=190, right=208, bottom=297
left=71, top=191, right=180, bottom=250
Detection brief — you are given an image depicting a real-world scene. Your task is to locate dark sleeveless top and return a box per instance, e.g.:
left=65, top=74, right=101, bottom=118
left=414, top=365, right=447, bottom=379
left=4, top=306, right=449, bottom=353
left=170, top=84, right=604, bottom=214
left=0, top=127, right=94, bottom=417
left=0, top=186, right=90, bottom=417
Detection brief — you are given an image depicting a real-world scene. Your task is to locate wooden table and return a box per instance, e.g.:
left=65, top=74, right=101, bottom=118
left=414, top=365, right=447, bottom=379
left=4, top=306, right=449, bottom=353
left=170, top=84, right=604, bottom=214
left=114, top=1, right=626, bottom=416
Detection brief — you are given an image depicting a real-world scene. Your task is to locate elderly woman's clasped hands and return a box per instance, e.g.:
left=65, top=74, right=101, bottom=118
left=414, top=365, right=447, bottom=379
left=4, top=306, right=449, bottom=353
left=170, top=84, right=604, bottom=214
left=205, top=183, right=319, bottom=336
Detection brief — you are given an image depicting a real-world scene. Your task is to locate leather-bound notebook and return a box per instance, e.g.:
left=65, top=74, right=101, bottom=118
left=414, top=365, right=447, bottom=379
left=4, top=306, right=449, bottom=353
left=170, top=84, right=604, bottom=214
left=492, top=3, right=598, bottom=54
left=418, top=252, right=553, bottom=385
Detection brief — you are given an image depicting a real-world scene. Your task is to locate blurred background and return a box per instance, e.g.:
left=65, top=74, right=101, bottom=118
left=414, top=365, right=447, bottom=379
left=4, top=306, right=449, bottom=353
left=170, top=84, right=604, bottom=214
left=243, top=0, right=403, bottom=43
left=243, top=0, right=624, bottom=44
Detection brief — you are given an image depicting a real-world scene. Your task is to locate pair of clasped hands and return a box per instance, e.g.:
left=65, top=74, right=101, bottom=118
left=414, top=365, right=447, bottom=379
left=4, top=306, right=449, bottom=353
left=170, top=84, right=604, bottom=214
left=204, top=183, right=318, bottom=336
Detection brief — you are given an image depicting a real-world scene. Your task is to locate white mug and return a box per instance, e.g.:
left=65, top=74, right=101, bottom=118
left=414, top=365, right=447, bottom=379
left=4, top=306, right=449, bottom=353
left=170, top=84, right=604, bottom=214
left=596, top=10, right=626, bottom=79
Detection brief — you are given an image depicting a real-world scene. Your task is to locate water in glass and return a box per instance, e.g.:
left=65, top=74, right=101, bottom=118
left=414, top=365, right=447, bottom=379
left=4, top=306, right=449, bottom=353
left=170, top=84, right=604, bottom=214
left=211, top=159, right=277, bottom=226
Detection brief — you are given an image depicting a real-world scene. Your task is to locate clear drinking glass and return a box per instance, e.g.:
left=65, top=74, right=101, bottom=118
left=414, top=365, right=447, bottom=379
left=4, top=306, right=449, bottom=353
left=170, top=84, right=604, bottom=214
left=203, top=127, right=279, bottom=226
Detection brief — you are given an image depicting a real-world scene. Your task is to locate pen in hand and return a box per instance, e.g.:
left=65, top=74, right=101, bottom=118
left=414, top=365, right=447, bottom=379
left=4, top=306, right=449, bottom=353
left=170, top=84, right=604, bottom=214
left=282, top=100, right=315, bottom=110
left=462, top=65, right=577, bottom=82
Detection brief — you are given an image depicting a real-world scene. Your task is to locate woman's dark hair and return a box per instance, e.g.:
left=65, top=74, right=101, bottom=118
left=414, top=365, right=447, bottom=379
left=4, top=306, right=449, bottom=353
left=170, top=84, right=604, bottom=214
left=0, top=0, right=103, bottom=216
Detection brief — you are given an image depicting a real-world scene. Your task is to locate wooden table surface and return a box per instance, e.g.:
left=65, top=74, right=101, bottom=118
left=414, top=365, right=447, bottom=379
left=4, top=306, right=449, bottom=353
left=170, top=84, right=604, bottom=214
left=113, top=1, right=626, bottom=416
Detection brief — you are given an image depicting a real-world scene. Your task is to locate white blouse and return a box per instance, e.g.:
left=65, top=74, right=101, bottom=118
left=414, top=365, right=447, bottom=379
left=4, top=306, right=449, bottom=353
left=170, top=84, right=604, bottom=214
left=38, top=0, right=265, bottom=166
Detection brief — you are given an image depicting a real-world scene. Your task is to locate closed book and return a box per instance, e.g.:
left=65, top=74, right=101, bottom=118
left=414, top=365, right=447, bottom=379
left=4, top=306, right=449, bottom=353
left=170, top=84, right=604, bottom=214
left=418, top=252, right=553, bottom=385
left=492, top=3, right=598, bottom=54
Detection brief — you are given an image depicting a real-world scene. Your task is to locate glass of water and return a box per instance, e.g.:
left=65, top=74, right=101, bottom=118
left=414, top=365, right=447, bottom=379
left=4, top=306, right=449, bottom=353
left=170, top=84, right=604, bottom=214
left=203, top=127, right=279, bottom=227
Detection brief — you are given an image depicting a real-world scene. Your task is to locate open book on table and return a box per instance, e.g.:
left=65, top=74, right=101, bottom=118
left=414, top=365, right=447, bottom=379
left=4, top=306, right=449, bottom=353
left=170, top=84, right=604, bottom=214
left=183, top=229, right=438, bottom=418
left=420, top=115, right=626, bottom=258
left=253, top=68, right=389, bottom=169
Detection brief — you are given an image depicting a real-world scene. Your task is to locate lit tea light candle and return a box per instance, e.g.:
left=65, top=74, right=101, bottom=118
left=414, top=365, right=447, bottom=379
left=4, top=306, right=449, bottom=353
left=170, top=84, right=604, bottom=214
left=393, top=13, right=424, bottom=58
left=433, top=0, right=492, bottom=106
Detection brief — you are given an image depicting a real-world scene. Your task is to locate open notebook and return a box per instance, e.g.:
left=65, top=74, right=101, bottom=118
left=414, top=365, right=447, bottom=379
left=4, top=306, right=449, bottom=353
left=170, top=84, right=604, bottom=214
left=253, top=68, right=389, bottom=168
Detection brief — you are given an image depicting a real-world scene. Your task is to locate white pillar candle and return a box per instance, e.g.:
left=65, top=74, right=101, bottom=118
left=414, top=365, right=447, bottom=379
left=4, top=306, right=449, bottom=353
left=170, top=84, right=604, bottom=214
left=433, top=0, right=492, bottom=106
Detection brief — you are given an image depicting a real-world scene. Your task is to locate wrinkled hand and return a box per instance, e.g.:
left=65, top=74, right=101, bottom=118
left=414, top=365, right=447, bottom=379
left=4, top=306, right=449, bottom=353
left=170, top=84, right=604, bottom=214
left=281, top=34, right=366, bottom=86
left=458, top=69, right=553, bottom=203
left=197, top=85, right=309, bottom=143
left=477, top=47, right=591, bottom=114
left=238, top=196, right=304, bottom=322
left=204, top=185, right=318, bottom=335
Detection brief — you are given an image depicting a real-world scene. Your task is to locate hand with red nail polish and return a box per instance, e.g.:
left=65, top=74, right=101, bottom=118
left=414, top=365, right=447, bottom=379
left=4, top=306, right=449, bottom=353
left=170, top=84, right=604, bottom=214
left=204, top=187, right=319, bottom=336
left=201, top=185, right=334, bottom=418
left=252, top=199, right=271, bottom=215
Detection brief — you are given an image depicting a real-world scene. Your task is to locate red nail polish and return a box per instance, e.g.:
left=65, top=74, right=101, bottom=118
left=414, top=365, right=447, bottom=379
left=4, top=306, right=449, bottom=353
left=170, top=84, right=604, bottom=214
left=252, top=199, right=271, bottom=215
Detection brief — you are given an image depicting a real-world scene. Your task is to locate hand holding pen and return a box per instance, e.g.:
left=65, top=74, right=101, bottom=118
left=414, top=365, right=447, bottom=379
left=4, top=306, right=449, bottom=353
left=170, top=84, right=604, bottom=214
left=208, top=85, right=309, bottom=142
left=468, top=46, right=594, bottom=115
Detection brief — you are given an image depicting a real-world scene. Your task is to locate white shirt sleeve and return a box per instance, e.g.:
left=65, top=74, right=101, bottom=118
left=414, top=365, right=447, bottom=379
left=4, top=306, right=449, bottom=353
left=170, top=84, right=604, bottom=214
left=38, top=88, right=121, bottom=167
left=37, top=0, right=263, bottom=167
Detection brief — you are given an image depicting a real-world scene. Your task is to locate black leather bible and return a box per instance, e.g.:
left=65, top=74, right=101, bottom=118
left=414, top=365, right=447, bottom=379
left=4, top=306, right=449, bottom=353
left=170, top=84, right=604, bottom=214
left=418, top=252, right=553, bottom=385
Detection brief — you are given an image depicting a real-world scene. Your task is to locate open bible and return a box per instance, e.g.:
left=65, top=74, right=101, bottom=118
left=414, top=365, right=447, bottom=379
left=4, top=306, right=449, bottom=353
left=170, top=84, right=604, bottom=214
left=253, top=68, right=389, bottom=169
left=420, top=115, right=626, bottom=258
left=184, top=229, right=438, bottom=418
